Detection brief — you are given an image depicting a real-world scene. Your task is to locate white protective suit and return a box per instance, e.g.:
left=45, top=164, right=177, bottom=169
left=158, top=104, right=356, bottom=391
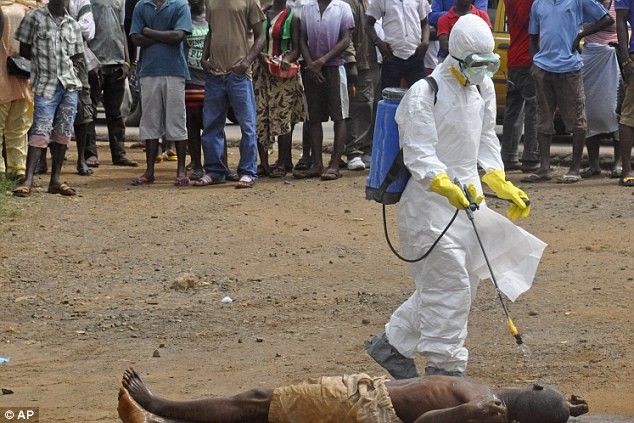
left=385, top=15, right=547, bottom=374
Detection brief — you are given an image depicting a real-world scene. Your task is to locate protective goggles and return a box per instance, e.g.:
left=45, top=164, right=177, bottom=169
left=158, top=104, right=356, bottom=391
left=453, top=52, right=501, bottom=77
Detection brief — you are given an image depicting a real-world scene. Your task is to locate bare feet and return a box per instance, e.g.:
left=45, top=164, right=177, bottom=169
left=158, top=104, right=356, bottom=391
left=118, top=387, right=185, bottom=423
left=122, top=368, right=154, bottom=412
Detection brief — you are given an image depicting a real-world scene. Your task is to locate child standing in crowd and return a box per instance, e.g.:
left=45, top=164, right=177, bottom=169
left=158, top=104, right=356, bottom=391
left=254, top=0, right=305, bottom=178
left=13, top=0, right=85, bottom=197
left=184, top=0, right=207, bottom=181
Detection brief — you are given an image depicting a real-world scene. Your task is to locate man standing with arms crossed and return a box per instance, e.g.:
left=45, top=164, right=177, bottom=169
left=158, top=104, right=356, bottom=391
left=129, top=0, right=192, bottom=186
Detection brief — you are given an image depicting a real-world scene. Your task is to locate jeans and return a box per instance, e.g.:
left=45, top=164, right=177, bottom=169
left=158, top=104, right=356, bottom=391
left=500, top=66, right=539, bottom=164
left=201, top=72, right=258, bottom=179
left=30, top=85, right=78, bottom=148
left=380, top=54, right=426, bottom=90
left=86, top=65, right=128, bottom=161
left=345, top=64, right=380, bottom=158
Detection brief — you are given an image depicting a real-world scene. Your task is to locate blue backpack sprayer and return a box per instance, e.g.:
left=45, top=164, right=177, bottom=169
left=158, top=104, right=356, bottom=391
left=365, top=78, right=530, bottom=357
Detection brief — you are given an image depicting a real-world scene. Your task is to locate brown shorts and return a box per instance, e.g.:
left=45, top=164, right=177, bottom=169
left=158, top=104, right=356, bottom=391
left=619, top=77, right=634, bottom=127
left=268, top=374, right=401, bottom=423
left=531, top=65, right=586, bottom=135
left=302, top=65, right=349, bottom=124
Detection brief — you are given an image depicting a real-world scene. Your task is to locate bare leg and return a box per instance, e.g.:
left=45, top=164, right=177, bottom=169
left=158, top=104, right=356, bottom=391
left=142, top=139, right=159, bottom=180
left=326, top=119, right=346, bottom=173
left=74, top=123, right=91, bottom=175
left=308, top=121, right=324, bottom=175
left=21, top=146, right=43, bottom=189
left=120, top=368, right=273, bottom=423
left=257, top=140, right=270, bottom=175
left=174, top=140, right=188, bottom=179
left=49, top=142, right=67, bottom=188
left=619, top=123, right=634, bottom=180
left=534, top=132, right=552, bottom=177
left=583, top=135, right=601, bottom=174
left=277, top=132, right=293, bottom=170
left=566, top=131, right=585, bottom=176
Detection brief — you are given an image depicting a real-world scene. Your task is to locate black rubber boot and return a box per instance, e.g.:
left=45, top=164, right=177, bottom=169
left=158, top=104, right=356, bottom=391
left=364, top=333, right=419, bottom=380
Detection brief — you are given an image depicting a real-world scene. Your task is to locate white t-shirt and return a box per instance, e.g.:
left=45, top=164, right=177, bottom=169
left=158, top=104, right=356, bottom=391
left=366, top=0, right=431, bottom=60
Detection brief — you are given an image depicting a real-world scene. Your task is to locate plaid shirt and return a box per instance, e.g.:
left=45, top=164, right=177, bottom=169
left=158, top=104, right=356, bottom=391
left=13, top=7, right=84, bottom=98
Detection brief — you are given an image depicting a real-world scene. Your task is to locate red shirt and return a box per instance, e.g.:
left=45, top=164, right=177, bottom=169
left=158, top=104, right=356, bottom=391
left=506, top=0, right=534, bottom=68
left=437, top=5, right=492, bottom=37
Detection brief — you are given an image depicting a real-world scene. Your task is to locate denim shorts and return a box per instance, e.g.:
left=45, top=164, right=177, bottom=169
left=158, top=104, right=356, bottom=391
left=29, top=84, right=78, bottom=148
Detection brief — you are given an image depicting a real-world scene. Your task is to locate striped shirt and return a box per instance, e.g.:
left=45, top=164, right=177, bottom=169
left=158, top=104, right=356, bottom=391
left=13, top=7, right=84, bottom=98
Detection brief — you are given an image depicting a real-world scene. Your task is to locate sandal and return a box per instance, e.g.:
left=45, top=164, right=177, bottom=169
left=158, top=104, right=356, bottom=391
left=520, top=173, right=552, bottom=183
left=580, top=167, right=601, bottom=178
left=163, top=150, right=178, bottom=161
left=86, top=156, right=100, bottom=168
left=190, top=169, right=204, bottom=181
left=320, top=168, right=341, bottom=181
left=48, top=183, right=77, bottom=196
left=226, top=172, right=240, bottom=182
left=235, top=175, right=255, bottom=189
left=12, top=185, right=31, bottom=197
left=619, top=176, right=634, bottom=187
left=294, top=158, right=312, bottom=171
left=292, top=168, right=321, bottom=179
left=257, top=164, right=269, bottom=177
left=174, top=176, right=190, bottom=187
left=611, top=166, right=623, bottom=179
left=269, top=166, right=287, bottom=178
left=193, top=173, right=225, bottom=187
left=131, top=176, right=154, bottom=186
left=77, top=166, right=94, bottom=176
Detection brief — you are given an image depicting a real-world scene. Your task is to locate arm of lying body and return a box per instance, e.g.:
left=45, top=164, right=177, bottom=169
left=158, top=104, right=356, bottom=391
left=413, top=397, right=507, bottom=423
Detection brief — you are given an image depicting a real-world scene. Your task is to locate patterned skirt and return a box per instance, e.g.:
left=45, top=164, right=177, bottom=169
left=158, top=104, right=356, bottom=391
left=253, top=60, right=306, bottom=148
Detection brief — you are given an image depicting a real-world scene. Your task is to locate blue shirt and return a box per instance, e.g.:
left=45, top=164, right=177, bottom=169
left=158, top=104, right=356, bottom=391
left=529, top=0, right=608, bottom=73
left=428, top=0, right=488, bottom=27
left=130, top=0, right=192, bottom=79
left=615, top=0, right=634, bottom=52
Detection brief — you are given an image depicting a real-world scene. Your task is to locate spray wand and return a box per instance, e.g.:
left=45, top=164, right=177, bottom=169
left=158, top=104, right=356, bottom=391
left=455, top=179, right=532, bottom=359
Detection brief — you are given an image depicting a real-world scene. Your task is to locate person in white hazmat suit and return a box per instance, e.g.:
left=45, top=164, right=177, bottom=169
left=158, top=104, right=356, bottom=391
left=365, top=14, right=547, bottom=379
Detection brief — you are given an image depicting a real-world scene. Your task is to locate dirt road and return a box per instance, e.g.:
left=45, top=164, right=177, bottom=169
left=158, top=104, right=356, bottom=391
left=1, top=145, right=633, bottom=422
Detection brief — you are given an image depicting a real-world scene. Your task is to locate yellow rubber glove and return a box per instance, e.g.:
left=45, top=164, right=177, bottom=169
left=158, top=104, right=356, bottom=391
left=430, top=173, right=470, bottom=209
left=481, top=169, right=531, bottom=220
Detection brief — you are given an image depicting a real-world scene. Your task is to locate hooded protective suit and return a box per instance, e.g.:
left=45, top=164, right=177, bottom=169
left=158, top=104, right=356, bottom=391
left=385, top=14, right=547, bottom=374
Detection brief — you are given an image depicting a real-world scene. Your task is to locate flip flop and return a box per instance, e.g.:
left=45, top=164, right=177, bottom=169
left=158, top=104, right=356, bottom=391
left=235, top=175, right=255, bottom=189
left=619, top=176, right=634, bottom=187
left=579, top=168, right=601, bottom=178
left=48, top=183, right=77, bottom=196
left=193, top=174, right=225, bottom=187
left=611, top=166, right=623, bottom=179
left=86, top=156, right=99, bottom=168
left=12, top=185, right=31, bottom=197
left=293, top=169, right=321, bottom=179
left=131, top=176, right=154, bottom=186
left=320, top=168, right=341, bottom=181
left=556, top=174, right=582, bottom=184
left=77, top=166, right=94, bottom=176
left=174, top=176, right=190, bottom=187
left=269, top=166, right=287, bottom=178
left=520, top=173, right=552, bottom=183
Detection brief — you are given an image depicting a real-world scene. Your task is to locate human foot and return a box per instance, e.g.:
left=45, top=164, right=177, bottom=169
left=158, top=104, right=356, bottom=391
left=121, top=368, right=155, bottom=412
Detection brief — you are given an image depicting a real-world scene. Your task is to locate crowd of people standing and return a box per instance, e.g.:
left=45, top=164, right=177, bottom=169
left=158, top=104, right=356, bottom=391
left=1, top=0, right=634, bottom=196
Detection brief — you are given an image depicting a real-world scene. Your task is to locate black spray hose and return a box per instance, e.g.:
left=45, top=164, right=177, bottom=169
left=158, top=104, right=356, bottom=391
left=382, top=204, right=459, bottom=263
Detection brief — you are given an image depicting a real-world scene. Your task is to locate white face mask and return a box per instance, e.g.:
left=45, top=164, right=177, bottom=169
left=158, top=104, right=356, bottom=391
left=463, top=66, right=487, bottom=85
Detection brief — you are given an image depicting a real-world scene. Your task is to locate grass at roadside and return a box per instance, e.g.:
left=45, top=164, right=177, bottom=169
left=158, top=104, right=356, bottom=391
left=0, top=178, right=19, bottom=218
